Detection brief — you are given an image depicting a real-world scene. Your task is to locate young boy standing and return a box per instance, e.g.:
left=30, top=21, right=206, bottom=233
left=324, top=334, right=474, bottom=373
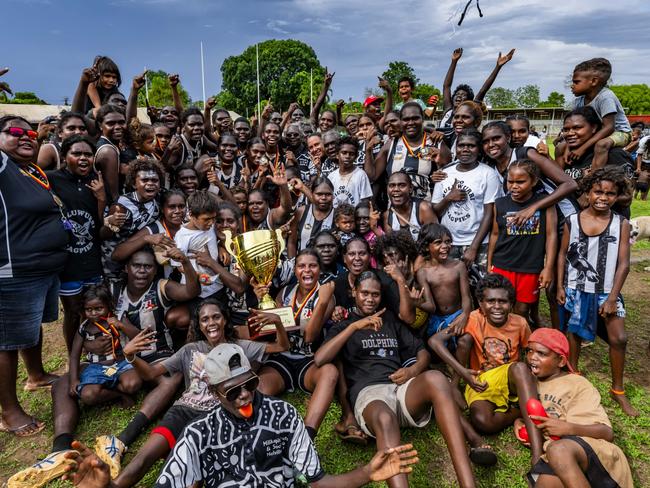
left=429, top=274, right=544, bottom=465
left=525, top=328, right=634, bottom=488
left=557, top=167, right=637, bottom=416
left=416, top=223, right=472, bottom=339
left=327, top=136, right=372, bottom=208
left=570, top=58, right=632, bottom=170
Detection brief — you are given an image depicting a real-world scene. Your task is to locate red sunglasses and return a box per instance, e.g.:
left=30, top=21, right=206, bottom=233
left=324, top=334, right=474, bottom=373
left=2, top=127, right=38, bottom=140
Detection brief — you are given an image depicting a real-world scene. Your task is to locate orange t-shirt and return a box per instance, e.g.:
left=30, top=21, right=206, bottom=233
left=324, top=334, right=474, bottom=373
left=464, top=309, right=530, bottom=372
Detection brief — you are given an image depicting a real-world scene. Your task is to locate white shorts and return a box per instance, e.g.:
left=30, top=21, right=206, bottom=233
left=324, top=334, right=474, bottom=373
left=353, top=378, right=432, bottom=437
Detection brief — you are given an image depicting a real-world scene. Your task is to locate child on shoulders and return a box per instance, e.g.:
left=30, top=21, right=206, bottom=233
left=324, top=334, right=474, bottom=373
left=570, top=57, right=632, bottom=170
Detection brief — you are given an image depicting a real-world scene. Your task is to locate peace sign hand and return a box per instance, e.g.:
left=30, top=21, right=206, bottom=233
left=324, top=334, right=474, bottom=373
left=86, top=171, right=105, bottom=201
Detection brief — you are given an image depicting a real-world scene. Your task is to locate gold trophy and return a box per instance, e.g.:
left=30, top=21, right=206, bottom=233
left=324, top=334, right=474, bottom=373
left=223, top=229, right=296, bottom=335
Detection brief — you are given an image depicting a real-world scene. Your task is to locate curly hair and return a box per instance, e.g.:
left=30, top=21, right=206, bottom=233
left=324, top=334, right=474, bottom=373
left=60, top=134, right=96, bottom=158
left=452, top=84, right=474, bottom=102
left=579, top=166, right=630, bottom=197
left=375, top=229, right=418, bottom=264
left=126, top=157, right=164, bottom=189
left=128, top=118, right=154, bottom=153
left=417, top=223, right=452, bottom=259
left=186, top=298, right=236, bottom=344
left=476, top=273, right=516, bottom=304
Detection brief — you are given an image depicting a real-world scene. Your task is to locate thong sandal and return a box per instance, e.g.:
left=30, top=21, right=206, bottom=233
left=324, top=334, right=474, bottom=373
left=335, top=424, right=368, bottom=446
left=24, top=376, right=58, bottom=392
left=0, top=417, right=45, bottom=437
left=469, top=445, right=497, bottom=466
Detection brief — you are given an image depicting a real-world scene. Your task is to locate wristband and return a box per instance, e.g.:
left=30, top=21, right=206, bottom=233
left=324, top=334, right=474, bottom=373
left=125, top=353, right=136, bottom=364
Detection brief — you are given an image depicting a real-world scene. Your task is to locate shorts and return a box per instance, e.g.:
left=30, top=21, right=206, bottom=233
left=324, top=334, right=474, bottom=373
left=263, top=354, right=314, bottom=393
left=59, top=276, right=103, bottom=297
left=607, top=131, right=632, bottom=148
left=76, top=360, right=133, bottom=394
left=450, top=243, right=488, bottom=287
left=635, top=181, right=649, bottom=193
left=354, top=379, right=431, bottom=437
left=152, top=404, right=208, bottom=449
left=464, top=363, right=517, bottom=413
left=426, top=309, right=463, bottom=344
left=0, top=274, right=59, bottom=350
left=528, top=436, right=619, bottom=487
left=492, top=266, right=540, bottom=304
left=562, top=288, right=625, bottom=342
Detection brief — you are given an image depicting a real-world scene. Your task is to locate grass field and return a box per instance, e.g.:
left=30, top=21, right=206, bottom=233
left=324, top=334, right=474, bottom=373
left=1, top=200, right=649, bottom=487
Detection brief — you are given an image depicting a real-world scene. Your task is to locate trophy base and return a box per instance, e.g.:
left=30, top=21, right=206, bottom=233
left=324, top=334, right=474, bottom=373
left=249, top=306, right=298, bottom=338
left=258, top=293, right=278, bottom=310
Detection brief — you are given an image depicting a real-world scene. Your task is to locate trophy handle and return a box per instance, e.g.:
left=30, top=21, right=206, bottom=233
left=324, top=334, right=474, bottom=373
left=223, top=230, right=236, bottom=258
left=274, top=228, right=285, bottom=263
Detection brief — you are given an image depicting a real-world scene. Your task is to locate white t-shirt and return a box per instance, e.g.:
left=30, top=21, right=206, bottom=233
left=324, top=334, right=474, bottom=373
left=638, top=135, right=650, bottom=164
left=328, top=167, right=372, bottom=208
left=524, top=134, right=542, bottom=148
left=172, top=225, right=222, bottom=298
left=431, top=163, right=503, bottom=245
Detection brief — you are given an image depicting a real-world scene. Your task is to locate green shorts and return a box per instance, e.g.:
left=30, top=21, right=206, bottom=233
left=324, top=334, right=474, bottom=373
left=608, top=131, right=632, bottom=148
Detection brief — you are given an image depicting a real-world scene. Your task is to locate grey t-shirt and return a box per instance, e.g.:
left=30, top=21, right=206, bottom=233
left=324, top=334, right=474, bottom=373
left=573, top=87, right=631, bottom=133
left=162, top=340, right=266, bottom=411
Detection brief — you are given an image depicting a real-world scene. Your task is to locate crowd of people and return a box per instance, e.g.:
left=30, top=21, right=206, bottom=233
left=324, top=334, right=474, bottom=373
left=0, top=48, right=645, bottom=488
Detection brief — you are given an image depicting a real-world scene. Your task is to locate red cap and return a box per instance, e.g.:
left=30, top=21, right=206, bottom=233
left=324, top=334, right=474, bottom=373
left=363, top=95, right=384, bottom=107
left=528, top=328, right=574, bottom=372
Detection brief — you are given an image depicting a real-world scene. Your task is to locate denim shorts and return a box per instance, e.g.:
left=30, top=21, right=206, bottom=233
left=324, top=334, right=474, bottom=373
left=76, top=360, right=133, bottom=394
left=0, top=274, right=59, bottom=350
left=59, top=276, right=103, bottom=297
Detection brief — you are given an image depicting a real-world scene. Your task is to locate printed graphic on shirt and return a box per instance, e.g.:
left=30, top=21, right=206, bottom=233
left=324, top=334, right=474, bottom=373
left=181, top=350, right=216, bottom=410
left=567, top=240, right=602, bottom=284
left=505, top=210, right=540, bottom=236
left=66, top=208, right=95, bottom=254
left=480, top=336, right=511, bottom=370
left=446, top=182, right=475, bottom=224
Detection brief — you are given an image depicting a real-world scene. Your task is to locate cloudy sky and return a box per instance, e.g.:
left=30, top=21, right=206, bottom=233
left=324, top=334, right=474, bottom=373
left=3, top=0, right=649, bottom=105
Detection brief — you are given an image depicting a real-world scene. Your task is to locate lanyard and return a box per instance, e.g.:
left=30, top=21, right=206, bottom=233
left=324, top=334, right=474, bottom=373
left=291, top=285, right=318, bottom=322
left=19, top=163, right=72, bottom=231
left=93, top=320, right=121, bottom=356
left=401, top=134, right=427, bottom=158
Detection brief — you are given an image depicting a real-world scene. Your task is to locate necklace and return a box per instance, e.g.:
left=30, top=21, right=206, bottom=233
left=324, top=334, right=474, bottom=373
left=401, top=133, right=427, bottom=158
left=93, top=320, right=121, bottom=357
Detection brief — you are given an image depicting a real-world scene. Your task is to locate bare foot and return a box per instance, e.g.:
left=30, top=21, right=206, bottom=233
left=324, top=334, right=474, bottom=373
left=117, top=394, right=136, bottom=409
left=610, top=391, right=639, bottom=417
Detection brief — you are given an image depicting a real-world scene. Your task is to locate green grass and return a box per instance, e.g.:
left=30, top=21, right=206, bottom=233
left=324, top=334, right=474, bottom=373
left=2, top=261, right=650, bottom=487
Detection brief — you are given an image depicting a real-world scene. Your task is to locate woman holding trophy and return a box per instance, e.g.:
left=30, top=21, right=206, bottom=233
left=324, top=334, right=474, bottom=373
left=254, top=249, right=339, bottom=441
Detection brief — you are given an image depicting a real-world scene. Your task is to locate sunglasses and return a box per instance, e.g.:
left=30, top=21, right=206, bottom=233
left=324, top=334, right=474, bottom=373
left=2, top=127, right=38, bottom=140
left=220, top=375, right=259, bottom=402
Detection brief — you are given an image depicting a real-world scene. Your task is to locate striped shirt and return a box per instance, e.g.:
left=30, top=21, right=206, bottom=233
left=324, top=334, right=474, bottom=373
left=155, top=393, right=324, bottom=488
left=565, top=212, right=622, bottom=294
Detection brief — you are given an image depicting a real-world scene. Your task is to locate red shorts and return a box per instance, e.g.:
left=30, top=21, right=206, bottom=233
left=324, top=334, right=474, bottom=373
left=491, top=266, right=540, bottom=304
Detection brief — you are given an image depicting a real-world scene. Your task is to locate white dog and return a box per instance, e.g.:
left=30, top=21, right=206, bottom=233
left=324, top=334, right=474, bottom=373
left=630, top=216, right=650, bottom=243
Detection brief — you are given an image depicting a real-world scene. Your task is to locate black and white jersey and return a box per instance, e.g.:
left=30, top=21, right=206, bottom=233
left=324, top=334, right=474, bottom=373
left=565, top=212, right=623, bottom=294
left=155, top=393, right=325, bottom=488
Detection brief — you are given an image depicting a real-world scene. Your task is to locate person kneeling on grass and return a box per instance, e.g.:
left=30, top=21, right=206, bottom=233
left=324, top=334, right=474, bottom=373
left=314, top=270, right=477, bottom=488
left=523, top=328, right=633, bottom=488
left=60, top=343, right=420, bottom=488
left=428, top=273, right=545, bottom=466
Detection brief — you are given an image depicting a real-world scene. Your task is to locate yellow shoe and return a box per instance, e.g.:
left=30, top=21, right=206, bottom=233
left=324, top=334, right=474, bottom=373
left=7, top=450, right=75, bottom=488
left=94, top=435, right=126, bottom=479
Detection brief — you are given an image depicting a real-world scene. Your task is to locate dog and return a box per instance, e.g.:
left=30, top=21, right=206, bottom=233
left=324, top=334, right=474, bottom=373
left=630, top=216, right=650, bottom=244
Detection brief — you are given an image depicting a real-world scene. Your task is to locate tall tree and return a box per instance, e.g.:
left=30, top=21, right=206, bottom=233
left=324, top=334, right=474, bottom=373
left=2, top=91, right=47, bottom=104
left=514, top=84, right=540, bottom=108
left=220, top=39, right=324, bottom=114
left=137, top=70, right=191, bottom=108
left=609, top=84, right=650, bottom=115
left=538, top=91, right=566, bottom=108
left=485, top=87, right=516, bottom=108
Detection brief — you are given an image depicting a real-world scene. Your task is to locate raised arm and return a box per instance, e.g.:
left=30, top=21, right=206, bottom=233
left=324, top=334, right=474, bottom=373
left=126, top=71, right=147, bottom=123
left=162, top=248, right=201, bottom=301
left=310, top=68, right=334, bottom=127
left=269, top=169, right=293, bottom=226
left=474, top=49, right=515, bottom=102
left=443, top=48, right=463, bottom=111
left=168, top=74, right=184, bottom=115
left=72, top=63, right=99, bottom=114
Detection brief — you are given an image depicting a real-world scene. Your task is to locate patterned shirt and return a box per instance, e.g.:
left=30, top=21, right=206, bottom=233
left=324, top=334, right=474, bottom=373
left=155, top=393, right=325, bottom=488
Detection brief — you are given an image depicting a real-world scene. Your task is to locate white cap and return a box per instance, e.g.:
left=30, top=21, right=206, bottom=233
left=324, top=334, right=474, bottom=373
left=204, top=343, right=252, bottom=386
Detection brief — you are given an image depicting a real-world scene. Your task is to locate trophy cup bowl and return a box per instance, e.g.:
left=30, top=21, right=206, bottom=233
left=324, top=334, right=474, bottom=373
left=223, top=229, right=285, bottom=310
